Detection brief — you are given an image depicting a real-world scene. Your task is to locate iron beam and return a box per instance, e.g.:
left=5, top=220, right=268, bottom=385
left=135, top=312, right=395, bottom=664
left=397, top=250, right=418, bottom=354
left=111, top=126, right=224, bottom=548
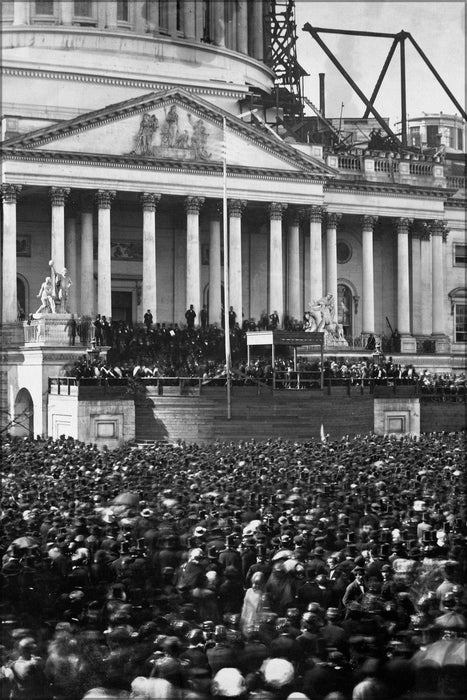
left=363, top=37, right=399, bottom=118
left=303, top=23, right=401, bottom=143
left=307, top=26, right=398, bottom=39
left=400, top=33, right=408, bottom=146
left=408, top=34, right=467, bottom=122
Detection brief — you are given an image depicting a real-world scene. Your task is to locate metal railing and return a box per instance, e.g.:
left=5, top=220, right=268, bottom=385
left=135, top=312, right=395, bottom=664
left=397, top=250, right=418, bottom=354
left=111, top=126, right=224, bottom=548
left=48, top=375, right=466, bottom=401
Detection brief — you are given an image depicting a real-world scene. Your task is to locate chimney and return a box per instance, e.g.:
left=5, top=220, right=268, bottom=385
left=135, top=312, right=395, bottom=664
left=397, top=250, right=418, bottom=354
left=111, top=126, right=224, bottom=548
left=319, top=73, right=325, bottom=117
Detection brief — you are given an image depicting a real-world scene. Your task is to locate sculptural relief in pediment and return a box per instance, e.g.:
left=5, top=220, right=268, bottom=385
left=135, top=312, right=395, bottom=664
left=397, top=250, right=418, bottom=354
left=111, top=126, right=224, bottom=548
left=129, top=105, right=214, bottom=160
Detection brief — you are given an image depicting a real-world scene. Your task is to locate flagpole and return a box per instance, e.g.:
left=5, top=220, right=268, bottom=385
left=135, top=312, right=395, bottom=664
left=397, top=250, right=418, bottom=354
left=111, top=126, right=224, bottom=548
left=222, top=116, right=231, bottom=420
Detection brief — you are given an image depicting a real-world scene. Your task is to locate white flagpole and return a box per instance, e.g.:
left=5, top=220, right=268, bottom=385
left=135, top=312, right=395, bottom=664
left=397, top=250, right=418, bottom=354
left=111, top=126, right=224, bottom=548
left=222, top=116, right=231, bottom=420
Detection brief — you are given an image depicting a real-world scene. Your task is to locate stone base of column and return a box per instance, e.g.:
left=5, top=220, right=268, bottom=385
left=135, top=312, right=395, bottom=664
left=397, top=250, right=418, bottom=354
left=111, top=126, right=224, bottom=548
left=399, top=335, right=417, bottom=353
left=432, top=334, right=451, bottom=354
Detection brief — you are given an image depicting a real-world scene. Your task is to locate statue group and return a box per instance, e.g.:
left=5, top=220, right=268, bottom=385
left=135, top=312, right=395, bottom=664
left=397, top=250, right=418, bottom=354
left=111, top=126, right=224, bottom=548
left=35, top=260, right=72, bottom=315
left=304, top=294, right=347, bottom=345
left=131, top=107, right=211, bottom=160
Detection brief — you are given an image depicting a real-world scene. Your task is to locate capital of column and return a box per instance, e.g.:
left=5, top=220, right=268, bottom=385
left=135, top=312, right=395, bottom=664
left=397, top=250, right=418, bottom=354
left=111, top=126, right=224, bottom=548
left=268, top=202, right=288, bottom=220
left=410, top=220, right=431, bottom=240
left=307, top=205, right=325, bottom=224
left=96, top=190, right=116, bottom=209
left=361, top=215, right=378, bottom=231
left=1, top=184, right=22, bottom=203
left=428, top=220, right=448, bottom=241
left=326, top=212, right=342, bottom=228
left=49, top=187, right=70, bottom=207
left=185, top=196, right=205, bottom=215
left=228, top=199, right=247, bottom=218
left=140, top=192, right=161, bottom=212
left=395, top=217, right=411, bottom=235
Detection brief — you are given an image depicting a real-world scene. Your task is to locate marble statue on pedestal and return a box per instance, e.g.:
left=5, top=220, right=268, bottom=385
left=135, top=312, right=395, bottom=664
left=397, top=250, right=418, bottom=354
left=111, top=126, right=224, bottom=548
left=305, top=294, right=348, bottom=346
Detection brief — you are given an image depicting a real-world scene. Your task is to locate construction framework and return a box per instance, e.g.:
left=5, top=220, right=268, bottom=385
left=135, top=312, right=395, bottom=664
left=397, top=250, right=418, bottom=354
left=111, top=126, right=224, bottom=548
left=302, top=23, right=467, bottom=149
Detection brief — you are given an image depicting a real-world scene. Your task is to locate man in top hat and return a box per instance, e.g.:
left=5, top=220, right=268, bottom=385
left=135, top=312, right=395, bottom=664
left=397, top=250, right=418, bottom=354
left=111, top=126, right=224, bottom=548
left=342, top=567, right=367, bottom=611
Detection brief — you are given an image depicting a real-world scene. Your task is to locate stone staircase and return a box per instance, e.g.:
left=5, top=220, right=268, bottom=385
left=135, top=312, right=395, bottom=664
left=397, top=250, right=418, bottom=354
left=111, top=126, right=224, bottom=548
left=135, top=386, right=374, bottom=444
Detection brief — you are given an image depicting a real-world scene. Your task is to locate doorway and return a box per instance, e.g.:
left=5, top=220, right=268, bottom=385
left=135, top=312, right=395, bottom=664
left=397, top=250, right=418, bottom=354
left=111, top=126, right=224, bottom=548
left=13, top=388, right=33, bottom=437
left=337, top=283, right=353, bottom=338
left=112, top=291, right=133, bottom=324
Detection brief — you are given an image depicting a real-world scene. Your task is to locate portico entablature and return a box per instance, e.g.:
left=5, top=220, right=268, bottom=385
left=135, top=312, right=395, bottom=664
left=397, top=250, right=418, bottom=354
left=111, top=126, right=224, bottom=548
left=1, top=159, right=324, bottom=206
left=324, top=185, right=447, bottom=220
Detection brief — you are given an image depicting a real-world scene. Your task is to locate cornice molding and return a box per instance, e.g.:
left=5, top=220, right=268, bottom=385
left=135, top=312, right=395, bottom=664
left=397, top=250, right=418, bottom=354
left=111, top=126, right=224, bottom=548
left=1, top=67, right=247, bottom=99
left=325, top=179, right=452, bottom=200
left=0, top=148, right=326, bottom=183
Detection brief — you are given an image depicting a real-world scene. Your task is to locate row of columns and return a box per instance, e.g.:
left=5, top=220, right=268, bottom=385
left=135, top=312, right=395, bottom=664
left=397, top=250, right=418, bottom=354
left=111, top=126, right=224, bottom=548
left=11, top=1, right=265, bottom=61
left=1, top=184, right=448, bottom=341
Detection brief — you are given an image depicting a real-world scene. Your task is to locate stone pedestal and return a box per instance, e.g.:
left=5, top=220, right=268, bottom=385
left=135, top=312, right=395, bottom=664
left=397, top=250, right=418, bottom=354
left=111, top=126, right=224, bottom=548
left=433, top=335, right=451, bottom=354
left=374, top=397, right=420, bottom=437
left=400, top=335, right=417, bottom=353
left=25, top=314, right=76, bottom=346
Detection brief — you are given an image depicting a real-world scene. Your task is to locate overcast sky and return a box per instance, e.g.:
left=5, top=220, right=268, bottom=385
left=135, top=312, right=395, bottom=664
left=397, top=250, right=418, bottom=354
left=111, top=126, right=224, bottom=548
left=294, top=1, right=465, bottom=129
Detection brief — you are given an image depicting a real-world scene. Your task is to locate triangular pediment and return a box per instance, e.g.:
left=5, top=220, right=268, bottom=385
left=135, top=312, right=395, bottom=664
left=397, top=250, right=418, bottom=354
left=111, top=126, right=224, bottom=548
left=2, top=88, right=336, bottom=178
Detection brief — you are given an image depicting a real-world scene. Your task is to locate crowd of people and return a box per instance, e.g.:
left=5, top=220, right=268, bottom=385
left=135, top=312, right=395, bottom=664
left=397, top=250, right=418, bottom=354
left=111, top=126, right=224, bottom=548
left=1, top=432, right=466, bottom=699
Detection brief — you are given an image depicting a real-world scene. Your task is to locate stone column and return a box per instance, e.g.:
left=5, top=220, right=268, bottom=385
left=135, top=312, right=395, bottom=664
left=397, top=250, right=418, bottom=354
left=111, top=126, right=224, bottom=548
left=410, top=222, right=423, bottom=336
left=185, top=196, right=204, bottom=316
left=168, top=0, right=178, bottom=35
left=96, top=190, right=116, bottom=319
left=50, top=188, right=70, bottom=274
left=269, top=202, right=287, bottom=325
left=65, top=213, right=78, bottom=314
left=13, top=1, right=29, bottom=24
left=213, top=0, right=225, bottom=46
left=1, top=184, right=22, bottom=323
left=228, top=199, right=247, bottom=326
left=106, top=0, right=118, bottom=29
left=287, top=209, right=301, bottom=324
left=430, top=221, right=449, bottom=344
left=361, top=215, right=377, bottom=335
left=183, top=0, right=196, bottom=39
left=326, top=212, right=341, bottom=309
left=209, top=204, right=223, bottom=327
left=141, top=193, right=161, bottom=322
left=60, top=1, right=73, bottom=25
left=308, top=205, right=324, bottom=305
left=226, top=0, right=237, bottom=50
left=420, top=226, right=432, bottom=336
left=237, top=0, right=248, bottom=54
left=250, top=0, right=264, bottom=60
left=80, top=197, right=95, bottom=319
left=395, top=217, right=416, bottom=350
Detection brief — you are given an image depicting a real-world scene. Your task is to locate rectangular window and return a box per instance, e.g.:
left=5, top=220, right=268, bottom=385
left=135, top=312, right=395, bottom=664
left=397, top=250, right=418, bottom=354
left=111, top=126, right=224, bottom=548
left=454, top=244, right=467, bottom=265
left=176, top=0, right=182, bottom=31
left=74, top=1, right=93, bottom=17
left=409, top=126, right=420, bottom=147
left=455, top=303, right=467, bottom=342
left=35, top=0, right=54, bottom=14
left=426, top=125, right=439, bottom=147
left=458, top=128, right=463, bottom=151
left=117, top=0, right=129, bottom=22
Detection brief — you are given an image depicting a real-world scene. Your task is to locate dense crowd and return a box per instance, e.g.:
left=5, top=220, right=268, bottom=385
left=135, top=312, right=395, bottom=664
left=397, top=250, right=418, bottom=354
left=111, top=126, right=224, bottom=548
left=1, top=432, right=466, bottom=700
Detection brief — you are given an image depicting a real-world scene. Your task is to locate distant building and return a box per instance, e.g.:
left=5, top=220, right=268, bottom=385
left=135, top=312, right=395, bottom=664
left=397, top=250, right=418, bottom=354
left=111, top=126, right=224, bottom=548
left=404, top=113, right=465, bottom=152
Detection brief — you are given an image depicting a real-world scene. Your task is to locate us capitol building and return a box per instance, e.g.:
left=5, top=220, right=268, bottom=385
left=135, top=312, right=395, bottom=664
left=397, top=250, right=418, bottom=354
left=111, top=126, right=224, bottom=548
left=1, top=0, right=466, bottom=436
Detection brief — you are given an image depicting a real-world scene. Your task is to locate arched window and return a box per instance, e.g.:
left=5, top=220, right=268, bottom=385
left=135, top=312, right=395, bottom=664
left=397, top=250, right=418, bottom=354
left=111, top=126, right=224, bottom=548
left=449, top=288, right=467, bottom=342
